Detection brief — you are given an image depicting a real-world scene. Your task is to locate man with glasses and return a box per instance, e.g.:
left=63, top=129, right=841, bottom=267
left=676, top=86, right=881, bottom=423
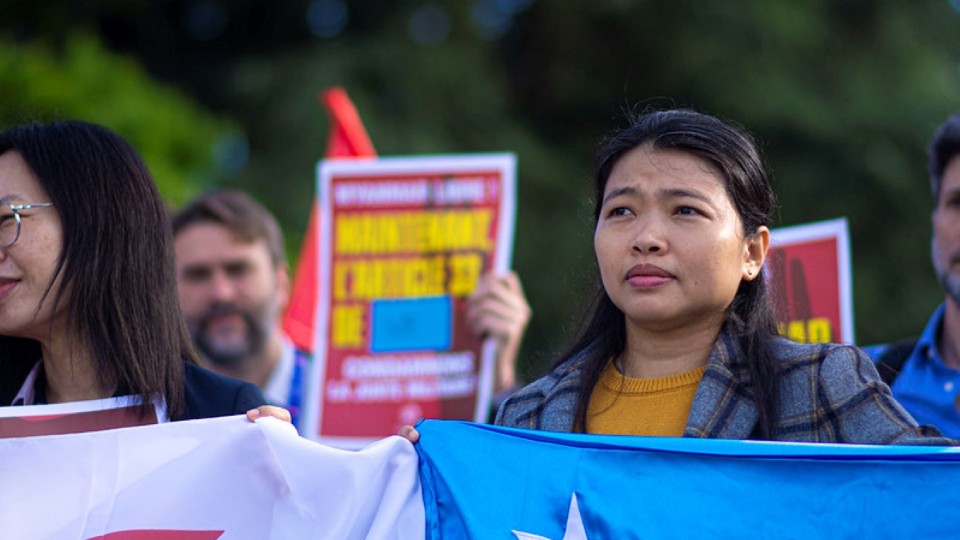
left=173, top=190, right=531, bottom=430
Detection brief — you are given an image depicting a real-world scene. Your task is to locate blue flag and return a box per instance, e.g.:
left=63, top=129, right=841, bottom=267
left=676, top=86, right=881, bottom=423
left=415, top=419, right=960, bottom=538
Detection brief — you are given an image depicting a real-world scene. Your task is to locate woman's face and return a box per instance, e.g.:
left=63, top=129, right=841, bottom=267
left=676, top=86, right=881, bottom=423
left=0, top=151, right=64, bottom=340
left=594, top=144, right=767, bottom=333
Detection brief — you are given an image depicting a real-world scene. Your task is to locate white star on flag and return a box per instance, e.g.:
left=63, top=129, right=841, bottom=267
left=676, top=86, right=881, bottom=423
left=512, top=493, right=588, bottom=540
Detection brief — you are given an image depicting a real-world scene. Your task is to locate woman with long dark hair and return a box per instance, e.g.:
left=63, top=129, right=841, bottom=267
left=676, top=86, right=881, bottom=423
left=401, top=109, right=948, bottom=444
left=0, top=120, right=285, bottom=422
left=491, top=108, right=949, bottom=443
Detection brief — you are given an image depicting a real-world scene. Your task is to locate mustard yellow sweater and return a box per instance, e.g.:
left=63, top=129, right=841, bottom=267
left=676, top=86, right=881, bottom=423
left=586, top=360, right=706, bottom=436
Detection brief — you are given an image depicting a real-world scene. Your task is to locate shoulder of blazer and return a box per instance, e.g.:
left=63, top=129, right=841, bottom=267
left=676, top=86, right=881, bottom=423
left=181, top=361, right=266, bottom=420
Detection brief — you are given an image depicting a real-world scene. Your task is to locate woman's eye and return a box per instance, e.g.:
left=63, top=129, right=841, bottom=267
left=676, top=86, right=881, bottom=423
left=609, top=207, right=633, bottom=217
left=676, top=206, right=701, bottom=216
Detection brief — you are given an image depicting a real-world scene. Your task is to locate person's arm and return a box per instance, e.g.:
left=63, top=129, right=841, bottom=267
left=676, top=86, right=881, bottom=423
left=467, top=271, right=531, bottom=396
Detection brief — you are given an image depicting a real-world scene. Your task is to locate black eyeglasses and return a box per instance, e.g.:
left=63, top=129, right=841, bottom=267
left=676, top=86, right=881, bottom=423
left=0, top=201, right=54, bottom=248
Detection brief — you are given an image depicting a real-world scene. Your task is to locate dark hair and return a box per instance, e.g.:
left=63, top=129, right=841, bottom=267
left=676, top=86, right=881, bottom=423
left=565, top=109, right=781, bottom=438
left=927, top=111, right=960, bottom=202
left=172, top=189, right=285, bottom=267
left=0, top=120, right=194, bottom=418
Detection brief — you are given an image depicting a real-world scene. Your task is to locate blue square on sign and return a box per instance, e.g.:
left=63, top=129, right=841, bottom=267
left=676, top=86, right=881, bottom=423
left=370, top=295, right=452, bottom=353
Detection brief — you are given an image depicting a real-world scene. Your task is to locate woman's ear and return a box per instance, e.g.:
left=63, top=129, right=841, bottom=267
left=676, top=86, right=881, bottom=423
left=742, top=226, right=770, bottom=281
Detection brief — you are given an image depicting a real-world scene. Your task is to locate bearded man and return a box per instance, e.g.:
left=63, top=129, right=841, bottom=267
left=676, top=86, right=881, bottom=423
left=871, top=111, right=960, bottom=437
left=173, top=190, right=305, bottom=422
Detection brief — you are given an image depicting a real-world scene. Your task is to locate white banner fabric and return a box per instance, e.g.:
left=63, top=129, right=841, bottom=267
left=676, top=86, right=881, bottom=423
left=0, top=416, right=424, bottom=540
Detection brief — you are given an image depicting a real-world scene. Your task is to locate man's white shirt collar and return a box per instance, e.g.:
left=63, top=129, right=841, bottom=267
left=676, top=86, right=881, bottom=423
left=263, top=333, right=296, bottom=406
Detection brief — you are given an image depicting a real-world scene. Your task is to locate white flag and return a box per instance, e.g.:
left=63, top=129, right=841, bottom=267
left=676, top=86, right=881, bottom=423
left=0, top=415, right=424, bottom=539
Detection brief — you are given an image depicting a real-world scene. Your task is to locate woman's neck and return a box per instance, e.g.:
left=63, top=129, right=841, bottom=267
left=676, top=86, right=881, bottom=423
left=39, top=336, right=113, bottom=403
left=620, top=315, right=724, bottom=379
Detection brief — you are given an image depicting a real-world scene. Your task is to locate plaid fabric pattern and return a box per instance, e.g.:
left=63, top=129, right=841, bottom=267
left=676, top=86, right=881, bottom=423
left=496, top=330, right=954, bottom=445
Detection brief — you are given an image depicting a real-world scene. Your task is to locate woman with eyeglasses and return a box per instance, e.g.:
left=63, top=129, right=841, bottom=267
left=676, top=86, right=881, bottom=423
left=0, top=120, right=288, bottom=423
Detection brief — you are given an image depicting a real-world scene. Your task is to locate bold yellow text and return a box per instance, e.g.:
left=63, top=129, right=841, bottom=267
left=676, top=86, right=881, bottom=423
left=335, top=210, right=493, bottom=255
left=779, top=317, right=833, bottom=344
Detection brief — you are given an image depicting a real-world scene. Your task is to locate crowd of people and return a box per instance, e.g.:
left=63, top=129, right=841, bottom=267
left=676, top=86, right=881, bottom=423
left=2, top=108, right=960, bottom=451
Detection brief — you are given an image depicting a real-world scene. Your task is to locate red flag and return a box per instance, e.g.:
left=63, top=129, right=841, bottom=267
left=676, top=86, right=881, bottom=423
left=282, top=87, right=376, bottom=352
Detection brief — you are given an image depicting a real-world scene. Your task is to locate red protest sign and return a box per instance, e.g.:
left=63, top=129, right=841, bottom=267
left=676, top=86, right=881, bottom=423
left=768, top=218, right=854, bottom=345
left=305, top=154, right=516, bottom=447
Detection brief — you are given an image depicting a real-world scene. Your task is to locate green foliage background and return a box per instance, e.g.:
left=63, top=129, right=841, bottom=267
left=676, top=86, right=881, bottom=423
left=0, top=33, right=229, bottom=206
left=3, top=0, right=960, bottom=379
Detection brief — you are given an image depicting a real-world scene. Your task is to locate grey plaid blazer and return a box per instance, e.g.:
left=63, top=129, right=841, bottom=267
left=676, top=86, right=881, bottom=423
left=496, top=330, right=953, bottom=445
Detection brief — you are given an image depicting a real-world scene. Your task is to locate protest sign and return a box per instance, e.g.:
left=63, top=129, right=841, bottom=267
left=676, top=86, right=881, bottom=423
left=769, top=217, right=853, bottom=344
left=305, top=154, right=516, bottom=447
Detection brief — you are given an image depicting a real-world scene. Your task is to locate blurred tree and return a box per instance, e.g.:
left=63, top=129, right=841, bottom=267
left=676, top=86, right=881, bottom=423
left=496, top=0, right=960, bottom=347
left=0, top=32, right=230, bottom=206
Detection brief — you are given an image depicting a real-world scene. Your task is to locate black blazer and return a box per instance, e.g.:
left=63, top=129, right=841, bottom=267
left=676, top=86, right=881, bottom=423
left=182, top=361, right=267, bottom=420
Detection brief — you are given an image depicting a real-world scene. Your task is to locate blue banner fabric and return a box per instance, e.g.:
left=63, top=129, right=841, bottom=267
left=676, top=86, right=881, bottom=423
left=414, top=419, right=960, bottom=539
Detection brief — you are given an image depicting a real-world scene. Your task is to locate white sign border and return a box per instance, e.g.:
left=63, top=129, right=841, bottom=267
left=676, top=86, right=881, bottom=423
left=306, top=152, right=517, bottom=448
